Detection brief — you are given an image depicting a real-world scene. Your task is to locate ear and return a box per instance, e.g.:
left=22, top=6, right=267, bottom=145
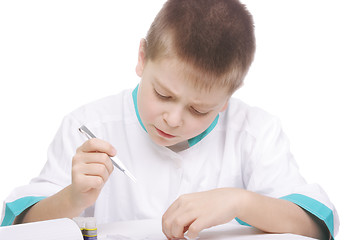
left=135, top=38, right=147, bottom=77
left=220, top=100, right=229, bottom=112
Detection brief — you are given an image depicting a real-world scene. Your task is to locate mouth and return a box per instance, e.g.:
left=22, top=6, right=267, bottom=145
left=155, top=127, right=176, bottom=138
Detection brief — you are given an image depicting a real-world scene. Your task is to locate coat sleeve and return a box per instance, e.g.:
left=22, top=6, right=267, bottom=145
left=237, top=113, right=339, bottom=239
left=1, top=114, right=84, bottom=226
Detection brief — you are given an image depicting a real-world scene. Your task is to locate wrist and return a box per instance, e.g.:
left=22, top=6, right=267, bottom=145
left=64, top=185, right=86, bottom=216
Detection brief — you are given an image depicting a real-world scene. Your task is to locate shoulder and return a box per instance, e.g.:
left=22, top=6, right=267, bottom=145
left=66, top=88, right=134, bottom=126
left=219, top=97, right=282, bottom=139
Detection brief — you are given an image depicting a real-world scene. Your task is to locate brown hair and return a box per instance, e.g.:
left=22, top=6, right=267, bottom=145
left=145, top=0, right=255, bottom=94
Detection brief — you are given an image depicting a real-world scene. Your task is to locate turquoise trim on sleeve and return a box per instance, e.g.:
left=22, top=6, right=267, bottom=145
left=132, top=84, right=220, bottom=147
left=281, top=194, right=334, bottom=239
left=1, top=196, right=46, bottom=226
left=235, top=217, right=251, bottom=227
left=234, top=193, right=334, bottom=239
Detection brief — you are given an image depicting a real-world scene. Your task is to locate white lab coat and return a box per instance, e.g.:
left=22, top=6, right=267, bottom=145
left=1, top=88, right=339, bottom=237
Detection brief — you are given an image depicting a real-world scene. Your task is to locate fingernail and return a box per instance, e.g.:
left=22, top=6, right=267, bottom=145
left=111, top=148, right=117, bottom=156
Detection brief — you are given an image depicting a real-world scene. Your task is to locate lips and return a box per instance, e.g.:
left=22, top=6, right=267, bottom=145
left=155, top=127, right=176, bottom=138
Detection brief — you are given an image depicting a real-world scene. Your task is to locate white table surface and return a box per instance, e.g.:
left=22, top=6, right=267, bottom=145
left=98, top=219, right=317, bottom=240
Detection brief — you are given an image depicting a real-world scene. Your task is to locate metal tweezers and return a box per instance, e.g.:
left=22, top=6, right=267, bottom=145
left=79, top=125, right=137, bottom=183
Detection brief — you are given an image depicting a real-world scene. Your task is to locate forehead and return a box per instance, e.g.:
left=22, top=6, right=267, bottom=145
left=147, top=57, right=230, bottom=106
left=150, top=56, right=230, bottom=94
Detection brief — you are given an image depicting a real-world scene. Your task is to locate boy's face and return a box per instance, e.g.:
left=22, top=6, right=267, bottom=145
left=135, top=40, right=230, bottom=147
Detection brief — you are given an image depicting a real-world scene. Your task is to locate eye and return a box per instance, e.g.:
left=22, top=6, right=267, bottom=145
left=154, top=89, right=170, bottom=100
left=190, top=107, right=209, bottom=116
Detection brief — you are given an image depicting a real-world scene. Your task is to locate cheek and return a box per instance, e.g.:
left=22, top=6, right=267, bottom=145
left=183, top=115, right=216, bottom=138
left=138, top=94, right=161, bottom=124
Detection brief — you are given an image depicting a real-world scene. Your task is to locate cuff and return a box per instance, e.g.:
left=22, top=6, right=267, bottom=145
left=235, top=217, right=251, bottom=227
left=280, top=194, right=334, bottom=239
left=235, top=194, right=335, bottom=239
left=1, top=196, right=46, bottom=226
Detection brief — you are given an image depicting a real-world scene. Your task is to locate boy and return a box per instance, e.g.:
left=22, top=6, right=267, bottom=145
left=1, top=0, right=339, bottom=239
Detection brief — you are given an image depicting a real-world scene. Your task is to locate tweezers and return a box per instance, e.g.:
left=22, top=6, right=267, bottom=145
left=78, top=125, right=137, bottom=183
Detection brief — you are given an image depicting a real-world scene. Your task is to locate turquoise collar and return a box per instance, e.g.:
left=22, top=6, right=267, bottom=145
left=132, top=85, right=219, bottom=147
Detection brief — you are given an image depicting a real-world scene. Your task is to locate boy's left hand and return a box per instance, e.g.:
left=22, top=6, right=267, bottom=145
left=162, top=188, right=243, bottom=239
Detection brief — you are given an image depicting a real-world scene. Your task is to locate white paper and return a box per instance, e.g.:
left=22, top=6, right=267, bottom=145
left=0, top=218, right=83, bottom=240
left=98, top=219, right=316, bottom=240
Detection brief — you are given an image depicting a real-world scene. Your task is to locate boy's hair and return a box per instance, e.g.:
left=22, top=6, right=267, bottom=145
left=145, top=0, right=255, bottom=94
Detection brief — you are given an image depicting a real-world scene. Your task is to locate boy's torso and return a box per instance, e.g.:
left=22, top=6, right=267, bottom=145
left=67, top=88, right=264, bottom=223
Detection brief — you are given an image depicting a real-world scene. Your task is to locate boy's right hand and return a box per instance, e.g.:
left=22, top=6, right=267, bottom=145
left=70, top=138, right=116, bottom=211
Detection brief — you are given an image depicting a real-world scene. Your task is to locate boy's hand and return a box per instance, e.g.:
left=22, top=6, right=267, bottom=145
left=162, top=188, right=243, bottom=239
left=70, top=138, right=116, bottom=211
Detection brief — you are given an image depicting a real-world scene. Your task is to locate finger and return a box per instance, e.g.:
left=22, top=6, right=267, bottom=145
left=74, top=173, right=105, bottom=192
left=163, top=198, right=196, bottom=239
left=84, top=163, right=111, bottom=181
left=186, top=218, right=207, bottom=239
left=162, top=200, right=181, bottom=238
left=77, top=138, right=117, bottom=156
left=170, top=215, right=195, bottom=239
left=74, top=152, right=114, bottom=174
left=73, top=162, right=111, bottom=184
left=85, top=152, right=114, bottom=174
left=162, top=198, right=180, bottom=222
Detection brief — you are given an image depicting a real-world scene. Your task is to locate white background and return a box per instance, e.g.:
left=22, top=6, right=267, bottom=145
left=0, top=0, right=359, bottom=238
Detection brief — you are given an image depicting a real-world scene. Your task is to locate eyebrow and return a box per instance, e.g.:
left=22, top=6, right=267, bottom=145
left=154, top=78, right=177, bottom=96
left=154, top=78, right=218, bottom=109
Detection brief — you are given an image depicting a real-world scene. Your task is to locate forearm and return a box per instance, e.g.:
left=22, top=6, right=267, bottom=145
left=236, top=189, right=327, bottom=239
left=15, top=185, right=84, bottom=224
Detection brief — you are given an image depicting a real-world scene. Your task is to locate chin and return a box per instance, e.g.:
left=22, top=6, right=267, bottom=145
left=151, top=135, right=179, bottom=147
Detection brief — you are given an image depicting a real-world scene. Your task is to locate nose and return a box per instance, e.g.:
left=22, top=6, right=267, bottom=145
left=163, top=106, right=183, bottom=128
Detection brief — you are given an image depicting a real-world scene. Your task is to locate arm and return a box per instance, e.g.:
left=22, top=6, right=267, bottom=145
left=238, top=189, right=328, bottom=239
left=15, top=138, right=115, bottom=224
left=162, top=188, right=328, bottom=239
left=15, top=185, right=83, bottom=224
